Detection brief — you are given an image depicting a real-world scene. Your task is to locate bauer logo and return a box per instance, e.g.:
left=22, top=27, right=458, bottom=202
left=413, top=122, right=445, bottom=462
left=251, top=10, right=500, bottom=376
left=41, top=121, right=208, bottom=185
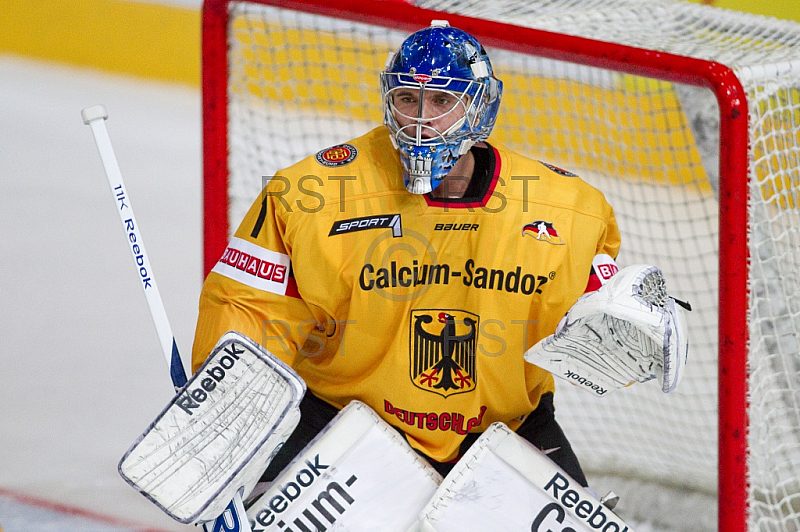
left=315, top=144, right=358, bottom=167
left=212, top=237, right=292, bottom=296
left=434, top=222, right=479, bottom=232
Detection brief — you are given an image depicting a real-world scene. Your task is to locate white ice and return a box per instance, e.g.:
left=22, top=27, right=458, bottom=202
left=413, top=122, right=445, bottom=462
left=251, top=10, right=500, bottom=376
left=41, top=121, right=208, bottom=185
left=0, top=54, right=201, bottom=531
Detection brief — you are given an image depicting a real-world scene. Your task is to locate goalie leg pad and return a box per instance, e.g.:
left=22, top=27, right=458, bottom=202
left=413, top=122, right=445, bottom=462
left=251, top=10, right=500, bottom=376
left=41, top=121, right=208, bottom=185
left=118, top=331, right=305, bottom=523
left=246, top=401, right=441, bottom=532
left=418, top=423, right=634, bottom=531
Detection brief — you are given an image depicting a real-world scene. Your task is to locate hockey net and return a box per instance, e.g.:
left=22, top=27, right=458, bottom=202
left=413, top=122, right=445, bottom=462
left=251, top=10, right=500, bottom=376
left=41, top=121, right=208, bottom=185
left=202, top=1, right=800, bottom=530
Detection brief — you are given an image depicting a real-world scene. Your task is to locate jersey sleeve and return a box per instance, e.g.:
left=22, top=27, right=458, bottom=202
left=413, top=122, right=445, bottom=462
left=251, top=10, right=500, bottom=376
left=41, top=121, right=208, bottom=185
left=597, top=196, right=621, bottom=259
left=584, top=199, right=622, bottom=293
left=191, top=179, right=327, bottom=374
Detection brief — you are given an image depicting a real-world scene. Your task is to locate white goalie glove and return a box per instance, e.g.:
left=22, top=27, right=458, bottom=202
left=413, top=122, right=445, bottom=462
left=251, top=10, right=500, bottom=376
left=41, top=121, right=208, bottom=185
left=524, top=264, right=689, bottom=396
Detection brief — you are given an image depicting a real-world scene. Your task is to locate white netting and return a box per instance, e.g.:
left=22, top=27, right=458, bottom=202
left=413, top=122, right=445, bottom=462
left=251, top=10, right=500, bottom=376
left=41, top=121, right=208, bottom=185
left=210, top=1, right=800, bottom=530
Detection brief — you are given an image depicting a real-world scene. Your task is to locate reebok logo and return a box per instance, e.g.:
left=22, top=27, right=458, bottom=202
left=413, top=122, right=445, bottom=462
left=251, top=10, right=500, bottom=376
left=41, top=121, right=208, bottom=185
left=253, top=454, right=329, bottom=527
left=123, top=218, right=152, bottom=289
left=251, top=454, right=359, bottom=531
left=176, top=343, right=243, bottom=415
left=564, top=370, right=607, bottom=396
left=535, top=472, right=629, bottom=531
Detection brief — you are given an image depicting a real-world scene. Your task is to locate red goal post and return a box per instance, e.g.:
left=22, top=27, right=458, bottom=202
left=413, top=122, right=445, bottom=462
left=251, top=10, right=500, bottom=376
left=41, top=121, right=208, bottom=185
left=201, top=1, right=800, bottom=530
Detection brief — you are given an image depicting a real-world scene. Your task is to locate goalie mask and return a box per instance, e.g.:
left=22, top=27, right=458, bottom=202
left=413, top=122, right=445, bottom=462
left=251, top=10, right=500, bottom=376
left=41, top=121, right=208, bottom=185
left=382, top=22, right=503, bottom=194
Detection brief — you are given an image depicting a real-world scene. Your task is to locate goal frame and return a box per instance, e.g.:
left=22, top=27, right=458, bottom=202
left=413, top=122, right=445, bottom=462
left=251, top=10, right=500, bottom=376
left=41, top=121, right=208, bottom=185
left=200, top=0, right=750, bottom=529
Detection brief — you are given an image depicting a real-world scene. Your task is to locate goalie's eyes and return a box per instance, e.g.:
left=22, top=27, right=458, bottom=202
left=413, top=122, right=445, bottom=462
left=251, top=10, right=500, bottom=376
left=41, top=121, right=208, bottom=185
left=392, top=90, right=464, bottom=118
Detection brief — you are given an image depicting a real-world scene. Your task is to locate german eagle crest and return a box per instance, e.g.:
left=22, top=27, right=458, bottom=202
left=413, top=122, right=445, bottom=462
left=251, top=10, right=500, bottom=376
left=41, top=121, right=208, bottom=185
left=410, top=310, right=479, bottom=397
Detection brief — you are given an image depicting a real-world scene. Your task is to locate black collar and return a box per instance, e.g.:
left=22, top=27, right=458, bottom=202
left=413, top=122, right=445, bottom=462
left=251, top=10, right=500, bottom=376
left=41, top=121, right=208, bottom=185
left=428, top=144, right=495, bottom=203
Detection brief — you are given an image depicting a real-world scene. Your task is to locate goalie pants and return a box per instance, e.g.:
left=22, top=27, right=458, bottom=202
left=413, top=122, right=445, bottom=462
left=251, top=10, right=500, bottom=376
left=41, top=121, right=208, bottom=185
left=259, top=392, right=587, bottom=487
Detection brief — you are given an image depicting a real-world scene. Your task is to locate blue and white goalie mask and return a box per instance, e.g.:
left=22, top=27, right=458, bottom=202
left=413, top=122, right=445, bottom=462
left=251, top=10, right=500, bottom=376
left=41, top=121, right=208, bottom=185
left=382, top=22, right=503, bottom=194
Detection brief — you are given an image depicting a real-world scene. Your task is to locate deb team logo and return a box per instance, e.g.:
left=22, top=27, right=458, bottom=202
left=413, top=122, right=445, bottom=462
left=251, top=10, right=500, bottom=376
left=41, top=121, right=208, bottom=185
left=409, top=310, right=479, bottom=398
left=522, top=220, right=565, bottom=245
left=315, top=144, right=358, bottom=167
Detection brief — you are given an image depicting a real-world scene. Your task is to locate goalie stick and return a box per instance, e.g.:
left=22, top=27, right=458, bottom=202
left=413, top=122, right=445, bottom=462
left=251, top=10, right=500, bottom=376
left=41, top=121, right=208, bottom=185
left=82, top=105, right=252, bottom=532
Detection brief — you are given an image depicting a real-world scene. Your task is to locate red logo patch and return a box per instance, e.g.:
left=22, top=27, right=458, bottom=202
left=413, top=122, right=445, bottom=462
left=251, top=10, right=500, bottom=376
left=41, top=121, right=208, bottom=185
left=413, top=73, right=432, bottom=83
left=597, top=263, right=619, bottom=281
left=315, top=144, right=358, bottom=167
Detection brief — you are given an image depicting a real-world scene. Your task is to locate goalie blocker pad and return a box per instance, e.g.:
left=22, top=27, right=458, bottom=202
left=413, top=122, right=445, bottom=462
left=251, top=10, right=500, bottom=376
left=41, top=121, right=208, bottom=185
left=118, top=331, right=305, bottom=524
left=418, top=423, right=634, bottom=532
left=246, top=400, right=441, bottom=532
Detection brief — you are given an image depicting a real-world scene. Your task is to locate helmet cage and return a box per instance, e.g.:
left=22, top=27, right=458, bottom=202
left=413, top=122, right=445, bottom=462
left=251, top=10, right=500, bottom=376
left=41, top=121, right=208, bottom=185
left=382, top=73, right=491, bottom=147
left=382, top=73, right=498, bottom=193
left=380, top=24, right=503, bottom=194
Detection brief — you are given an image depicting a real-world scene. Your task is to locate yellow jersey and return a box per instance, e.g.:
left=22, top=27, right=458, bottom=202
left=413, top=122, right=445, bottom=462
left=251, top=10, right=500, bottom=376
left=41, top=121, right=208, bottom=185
left=192, top=126, right=620, bottom=462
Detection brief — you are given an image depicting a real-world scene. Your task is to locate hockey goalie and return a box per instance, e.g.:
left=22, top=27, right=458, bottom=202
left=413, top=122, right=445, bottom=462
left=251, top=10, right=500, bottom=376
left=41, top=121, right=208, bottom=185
left=116, top=19, right=690, bottom=531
